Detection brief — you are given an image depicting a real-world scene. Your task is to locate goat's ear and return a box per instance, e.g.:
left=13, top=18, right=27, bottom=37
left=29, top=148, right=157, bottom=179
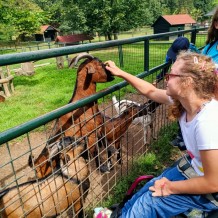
left=49, top=143, right=59, bottom=158
left=87, top=65, right=96, bottom=74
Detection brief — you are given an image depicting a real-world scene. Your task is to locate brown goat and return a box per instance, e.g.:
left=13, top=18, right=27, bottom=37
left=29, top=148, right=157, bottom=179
left=99, top=100, right=161, bottom=169
left=98, top=103, right=143, bottom=168
left=0, top=136, right=89, bottom=218
left=29, top=53, right=114, bottom=176
left=112, top=96, right=161, bottom=144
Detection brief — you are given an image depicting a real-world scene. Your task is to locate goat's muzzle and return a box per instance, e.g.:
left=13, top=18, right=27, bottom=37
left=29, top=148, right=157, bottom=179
left=103, top=64, right=114, bottom=82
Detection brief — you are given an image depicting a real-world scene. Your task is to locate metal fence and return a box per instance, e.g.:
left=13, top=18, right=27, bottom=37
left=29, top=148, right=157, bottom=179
left=0, top=28, right=207, bottom=217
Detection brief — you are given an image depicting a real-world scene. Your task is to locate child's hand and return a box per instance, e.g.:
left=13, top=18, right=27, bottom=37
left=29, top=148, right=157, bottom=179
left=149, top=177, right=172, bottom=196
left=104, top=60, right=122, bottom=76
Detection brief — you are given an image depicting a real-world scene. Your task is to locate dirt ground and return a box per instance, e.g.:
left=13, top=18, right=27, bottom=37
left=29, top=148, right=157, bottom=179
left=0, top=93, right=168, bottom=217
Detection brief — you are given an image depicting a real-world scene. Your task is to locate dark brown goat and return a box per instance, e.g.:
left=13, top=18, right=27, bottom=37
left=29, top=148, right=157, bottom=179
left=29, top=53, right=114, bottom=176
left=99, top=103, right=139, bottom=167
left=112, top=96, right=161, bottom=143
left=99, top=100, right=161, bottom=169
left=1, top=136, right=89, bottom=218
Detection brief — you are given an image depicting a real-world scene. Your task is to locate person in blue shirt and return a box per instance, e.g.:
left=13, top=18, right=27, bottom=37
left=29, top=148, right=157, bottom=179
left=153, top=37, right=190, bottom=85
left=202, top=7, right=218, bottom=64
left=153, top=37, right=200, bottom=86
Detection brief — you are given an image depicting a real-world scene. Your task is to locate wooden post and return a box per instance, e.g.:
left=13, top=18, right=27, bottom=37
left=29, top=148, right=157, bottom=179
left=6, top=66, right=14, bottom=93
left=56, top=56, right=64, bottom=69
left=21, top=62, right=35, bottom=76
left=0, top=67, right=11, bottom=97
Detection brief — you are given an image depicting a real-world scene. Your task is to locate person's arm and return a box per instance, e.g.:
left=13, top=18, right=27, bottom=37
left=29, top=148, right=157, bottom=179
left=105, top=61, right=171, bottom=105
left=149, top=150, right=218, bottom=196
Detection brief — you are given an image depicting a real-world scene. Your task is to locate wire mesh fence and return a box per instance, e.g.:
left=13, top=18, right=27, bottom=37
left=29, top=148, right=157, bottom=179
left=0, top=88, right=169, bottom=217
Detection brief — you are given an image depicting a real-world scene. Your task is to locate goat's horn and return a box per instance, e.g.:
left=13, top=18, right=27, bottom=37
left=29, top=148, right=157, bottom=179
left=69, top=52, right=94, bottom=68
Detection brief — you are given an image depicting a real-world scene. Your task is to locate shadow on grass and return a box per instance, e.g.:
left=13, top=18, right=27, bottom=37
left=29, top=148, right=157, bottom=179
left=14, top=76, right=40, bottom=87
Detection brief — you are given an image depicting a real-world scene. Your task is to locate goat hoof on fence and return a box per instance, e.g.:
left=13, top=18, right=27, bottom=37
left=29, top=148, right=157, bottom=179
left=99, top=164, right=110, bottom=174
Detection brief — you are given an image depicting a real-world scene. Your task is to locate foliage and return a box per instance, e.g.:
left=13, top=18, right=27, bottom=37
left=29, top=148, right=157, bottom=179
left=161, top=0, right=214, bottom=16
left=32, top=0, right=62, bottom=27
left=57, top=0, right=213, bottom=39
left=0, top=0, right=214, bottom=41
left=190, top=8, right=204, bottom=22
left=60, top=0, right=162, bottom=39
left=0, top=0, right=48, bottom=41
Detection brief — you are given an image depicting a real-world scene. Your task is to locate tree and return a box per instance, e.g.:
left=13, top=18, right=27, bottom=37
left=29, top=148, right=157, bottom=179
left=32, top=0, right=62, bottom=27
left=60, top=0, right=162, bottom=40
left=190, top=8, right=204, bottom=22
left=0, top=0, right=48, bottom=41
left=193, top=0, right=214, bottom=14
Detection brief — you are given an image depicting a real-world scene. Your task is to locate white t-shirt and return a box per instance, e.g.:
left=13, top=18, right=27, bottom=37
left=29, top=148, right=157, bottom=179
left=179, top=99, right=218, bottom=176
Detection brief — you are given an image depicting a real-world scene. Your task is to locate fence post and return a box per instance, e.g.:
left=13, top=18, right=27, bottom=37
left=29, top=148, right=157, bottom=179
left=178, top=27, right=183, bottom=37
left=0, top=67, right=11, bottom=97
left=144, top=39, right=149, bottom=71
left=191, top=27, right=197, bottom=44
left=118, top=45, right=124, bottom=67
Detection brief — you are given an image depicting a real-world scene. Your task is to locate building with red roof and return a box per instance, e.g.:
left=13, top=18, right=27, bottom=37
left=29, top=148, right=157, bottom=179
left=35, top=25, right=59, bottom=42
left=152, top=14, right=196, bottom=40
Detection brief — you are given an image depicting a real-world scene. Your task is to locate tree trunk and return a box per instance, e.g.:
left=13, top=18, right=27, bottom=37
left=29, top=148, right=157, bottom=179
left=104, top=34, right=108, bottom=41
left=107, top=33, right=112, bottom=40
left=114, top=33, right=118, bottom=40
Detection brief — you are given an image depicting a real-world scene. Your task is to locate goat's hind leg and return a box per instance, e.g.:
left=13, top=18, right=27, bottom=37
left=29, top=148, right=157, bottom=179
left=90, top=138, right=110, bottom=173
left=150, top=122, right=157, bottom=140
left=97, top=134, right=117, bottom=173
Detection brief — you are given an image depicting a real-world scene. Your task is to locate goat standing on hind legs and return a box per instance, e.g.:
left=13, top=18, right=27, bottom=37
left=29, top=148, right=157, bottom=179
left=28, top=53, right=114, bottom=176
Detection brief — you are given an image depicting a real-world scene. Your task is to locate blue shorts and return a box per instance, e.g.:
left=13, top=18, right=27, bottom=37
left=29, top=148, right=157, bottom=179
left=121, top=166, right=218, bottom=218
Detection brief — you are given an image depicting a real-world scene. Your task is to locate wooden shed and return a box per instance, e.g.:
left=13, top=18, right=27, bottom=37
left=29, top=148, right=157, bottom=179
left=35, top=25, right=59, bottom=42
left=151, top=14, right=196, bottom=40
